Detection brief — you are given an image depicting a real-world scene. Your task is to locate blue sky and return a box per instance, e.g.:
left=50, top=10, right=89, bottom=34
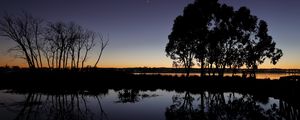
left=0, top=0, right=299, bottom=68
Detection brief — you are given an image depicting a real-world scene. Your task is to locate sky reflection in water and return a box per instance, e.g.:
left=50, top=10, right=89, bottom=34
left=0, top=89, right=298, bottom=120
left=134, top=73, right=300, bottom=80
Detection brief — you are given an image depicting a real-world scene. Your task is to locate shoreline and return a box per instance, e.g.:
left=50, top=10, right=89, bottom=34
left=0, top=70, right=299, bottom=107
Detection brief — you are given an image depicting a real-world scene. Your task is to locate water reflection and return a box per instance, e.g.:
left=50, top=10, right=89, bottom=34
left=134, top=73, right=300, bottom=80
left=0, top=90, right=109, bottom=120
left=165, top=92, right=287, bottom=120
left=116, top=89, right=159, bottom=103
left=0, top=89, right=299, bottom=120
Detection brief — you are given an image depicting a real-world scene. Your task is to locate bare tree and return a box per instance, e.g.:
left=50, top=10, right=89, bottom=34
left=81, top=32, right=95, bottom=68
left=44, top=22, right=103, bottom=69
left=94, top=34, right=109, bottom=68
left=0, top=12, right=44, bottom=69
left=44, top=22, right=67, bottom=69
left=1, top=12, right=109, bottom=69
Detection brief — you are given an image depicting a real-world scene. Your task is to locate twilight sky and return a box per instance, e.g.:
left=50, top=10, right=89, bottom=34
left=0, top=0, right=299, bottom=68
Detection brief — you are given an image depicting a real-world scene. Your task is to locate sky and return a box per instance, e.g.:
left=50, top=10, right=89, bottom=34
left=0, top=0, right=299, bottom=68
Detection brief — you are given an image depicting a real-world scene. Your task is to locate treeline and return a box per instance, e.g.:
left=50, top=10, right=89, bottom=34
left=0, top=12, right=108, bottom=69
left=1, top=66, right=298, bottom=74
left=166, top=0, right=283, bottom=77
left=126, top=68, right=298, bottom=74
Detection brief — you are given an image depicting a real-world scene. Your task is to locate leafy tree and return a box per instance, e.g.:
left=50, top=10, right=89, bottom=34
left=245, top=20, right=283, bottom=78
left=166, top=0, right=283, bottom=78
left=166, top=0, right=218, bottom=77
left=166, top=15, right=196, bottom=77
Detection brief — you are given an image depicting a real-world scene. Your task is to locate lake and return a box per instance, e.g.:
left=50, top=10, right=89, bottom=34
left=134, top=72, right=300, bottom=80
left=0, top=88, right=299, bottom=120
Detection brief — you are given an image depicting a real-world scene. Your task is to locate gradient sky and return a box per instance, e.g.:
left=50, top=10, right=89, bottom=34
left=0, top=0, right=299, bottom=68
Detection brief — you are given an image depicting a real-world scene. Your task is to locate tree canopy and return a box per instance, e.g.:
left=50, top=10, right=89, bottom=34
left=166, top=0, right=283, bottom=77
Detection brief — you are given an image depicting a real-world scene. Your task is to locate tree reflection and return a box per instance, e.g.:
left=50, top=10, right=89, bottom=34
left=0, top=89, right=299, bottom=120
left=279, top=100, right=300, bottom=120
left=115, top=89, right=159, bottom=103
left=165, top=92, right=203, bottom=120
left=116, top=89, right=140, bottom=103
left=166, top=92, right=300, bottom=120
left=1, top=90, right=109, bottom=120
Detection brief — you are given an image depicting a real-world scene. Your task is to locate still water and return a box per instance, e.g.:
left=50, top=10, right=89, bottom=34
left=135, top=73, right=300, bottom=80
left=0, top=89, right=299, bottom=120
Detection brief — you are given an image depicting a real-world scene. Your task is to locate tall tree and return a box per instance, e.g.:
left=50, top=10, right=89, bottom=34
left=94, top=34, right=109, bottom=68
left=245, top=20, right=283, bottom=78
left=81, top=31, right=95, bottom=68
left=166, top=0, right=219, bottom=77
left=166, top=15, right=196, bottom=77
left=44, top=22, right=102, bottom=69
left=1, top=12, right=109, bottom=69
left=166, top=0, right=283, bottom=78
left=0, top=12, right=44, bottom=69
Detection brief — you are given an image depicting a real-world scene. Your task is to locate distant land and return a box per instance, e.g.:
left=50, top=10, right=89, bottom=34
left=113, top=68, right=300, bottom=74
left=1, top=66, right=300, bottom=74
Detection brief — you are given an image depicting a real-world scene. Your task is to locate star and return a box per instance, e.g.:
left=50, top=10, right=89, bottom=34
left=146, top=0, right=151, bottom=4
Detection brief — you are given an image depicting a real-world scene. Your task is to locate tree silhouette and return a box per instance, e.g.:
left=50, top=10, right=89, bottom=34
left=166, top=0, right=283, bottom=78
left=94, top=34, right=109, bottom=68
left=44, top=22, right=97, bottom=69
left=0, top=12, right=44, bottom=69
left=166, top=15, right=195, bottom=77
left=0, top=12, right=109, bottom=69
left=166, top=0, right=218, bottom=77
left=245, top=20, right=283, bottom=78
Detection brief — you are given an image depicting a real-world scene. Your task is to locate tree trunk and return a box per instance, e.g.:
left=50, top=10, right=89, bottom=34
left=76, top=48, right=81, bottom=69
left=19, top=44, right=34, bottom=69
left=81, top=50, right=89, bottom=68
left=58, top=49, right=63, bottom=69
left=200, top=58, right=205, bottom=77
left=94, top=48, right=104, bottom=68
left=186, top=66, right=190, bottom=77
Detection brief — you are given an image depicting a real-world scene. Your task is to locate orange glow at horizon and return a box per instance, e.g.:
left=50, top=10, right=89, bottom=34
left=1, top=56, right=300, bottom=69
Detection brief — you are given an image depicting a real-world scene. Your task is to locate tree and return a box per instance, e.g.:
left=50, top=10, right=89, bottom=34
left=44, top=22, right=75, bottom=69
left=166, top=0, right=218, bottom=77
left=1, top=12, right=109, bottom=69
left=0, top=12, right=44, bottom=69
left=166, top=0, right=283, bottom=78
left=245, top=20, right=283, bottom=78
left=94, top=34, right=109, bottom=68
left=44, top=22, right=102, bottom=69
left=166, top=15, right=195, bottom=77
left=81, top=31, right=95, bottom=68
